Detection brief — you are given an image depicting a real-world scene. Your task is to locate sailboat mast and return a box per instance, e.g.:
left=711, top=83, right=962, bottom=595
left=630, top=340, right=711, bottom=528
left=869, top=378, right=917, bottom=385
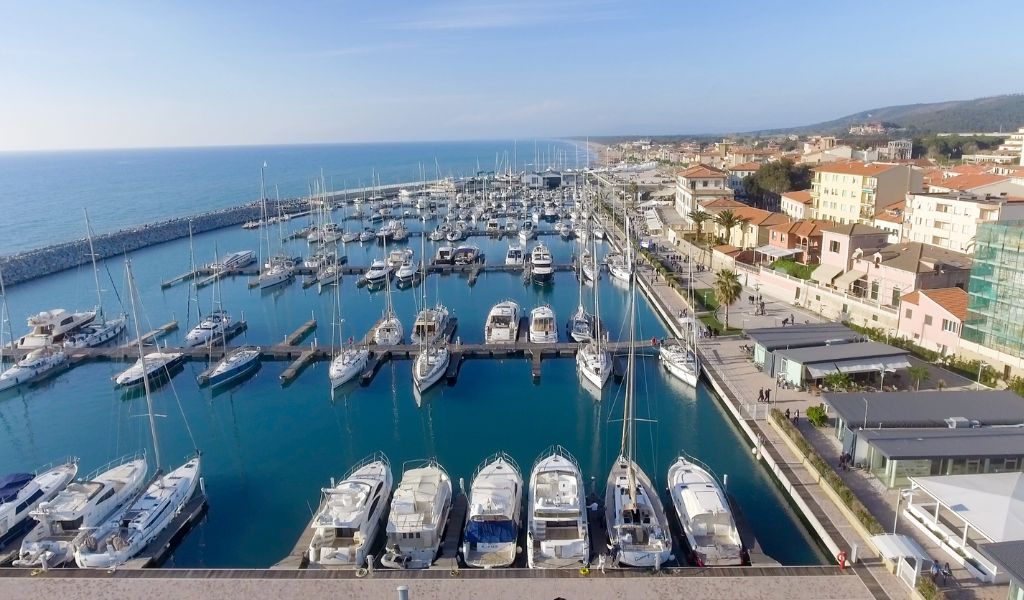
left=84, top=208, right=104, bottom=321
left=0, top=265, right=9, bottom=367
left=593, top=229, right=602, bottom=352
left=126, top=260, right=162, bottom=471
left=622, top=217, right=638, bottom=504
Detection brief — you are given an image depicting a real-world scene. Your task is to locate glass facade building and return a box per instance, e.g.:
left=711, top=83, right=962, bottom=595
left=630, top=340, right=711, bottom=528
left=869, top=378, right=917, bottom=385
left=962, top=221, right=1024, bottom=357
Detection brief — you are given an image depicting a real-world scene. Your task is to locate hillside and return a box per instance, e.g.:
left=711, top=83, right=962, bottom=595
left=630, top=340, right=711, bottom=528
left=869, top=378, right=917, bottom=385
left=752, top=94, right=1024, bottom=135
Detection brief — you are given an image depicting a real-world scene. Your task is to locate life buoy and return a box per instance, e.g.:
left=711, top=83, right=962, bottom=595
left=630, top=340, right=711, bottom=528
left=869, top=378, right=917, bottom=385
left=579, top=566, right=590, bottom=576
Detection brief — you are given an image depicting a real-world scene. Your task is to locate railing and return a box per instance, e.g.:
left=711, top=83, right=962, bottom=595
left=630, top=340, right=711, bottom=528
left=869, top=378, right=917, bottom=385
left=758, top=266, right=898, bottom=314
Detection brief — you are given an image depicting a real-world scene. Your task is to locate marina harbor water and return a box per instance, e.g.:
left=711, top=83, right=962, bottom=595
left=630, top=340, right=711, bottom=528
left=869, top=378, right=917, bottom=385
left=0, top=162, right=824, bottom=572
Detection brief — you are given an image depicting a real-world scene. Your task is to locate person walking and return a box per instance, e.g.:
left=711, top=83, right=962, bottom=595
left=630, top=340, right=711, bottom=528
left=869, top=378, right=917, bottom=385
left=764, top=389, right=771, bottom=403
left=757, top=388, right=765, bottom=403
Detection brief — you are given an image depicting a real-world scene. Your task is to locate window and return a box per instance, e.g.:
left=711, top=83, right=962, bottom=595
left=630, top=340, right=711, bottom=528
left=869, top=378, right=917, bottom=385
left=870, top=281, right=879, bottom=300
left=942, top=318, right=958, bottom=333
left=924, top=315, right=933, bottom=326
left=905, top=308, right=913, bottom=318
left=891, top=288, right=900, bottom=306
left=829, top=240, right=840, bottom=253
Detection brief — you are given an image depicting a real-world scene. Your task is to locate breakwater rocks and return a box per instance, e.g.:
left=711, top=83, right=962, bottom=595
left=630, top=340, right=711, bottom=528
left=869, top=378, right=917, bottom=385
left=0, top=200, right=303, bottom=286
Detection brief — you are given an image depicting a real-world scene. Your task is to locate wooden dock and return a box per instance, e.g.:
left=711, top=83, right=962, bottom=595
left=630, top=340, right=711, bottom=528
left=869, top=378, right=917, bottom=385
left=280, top=350, right=318, bottom=385
left=284, top=320, right=317, bottom=346
left=444, top=351, right=464, bottom=384
left=128, top=320, right=179, bottom=346
left=434, top=492, right=467, bottom=570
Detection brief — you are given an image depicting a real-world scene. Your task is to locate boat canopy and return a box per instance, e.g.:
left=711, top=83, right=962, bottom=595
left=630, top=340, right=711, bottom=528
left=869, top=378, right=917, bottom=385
left=0, top=473, right=33, bottom=502
left=464, top=519, right=517, bottom=544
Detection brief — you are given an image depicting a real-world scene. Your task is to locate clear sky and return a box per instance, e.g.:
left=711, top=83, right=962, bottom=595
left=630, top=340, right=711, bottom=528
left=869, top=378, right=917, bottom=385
left=1, top=0, right=1021, bottom=151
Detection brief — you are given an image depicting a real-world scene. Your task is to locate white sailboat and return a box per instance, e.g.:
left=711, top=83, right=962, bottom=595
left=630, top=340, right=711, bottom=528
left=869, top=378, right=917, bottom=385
left=568, top=244, right=593, bottom=343
left=307, top=453, right=392, bottom=568
left=667, top=455, right=743, bottom=567
left=381, top=459, right=452, bottom=569
left=462, top=453, right=523, bottom=569
left=604, top=229, right=673, bottom=568
left=75, top=260, right=202, bottom=569
left=16, top=454, right=148, bottom=568
left=577, top=265, right=611, bottom=389
left=660, top=261, right=700, bottom=387
left=257, top=164, right=294, bottom=290
left=114, top=351, right=184, bottom=389
left=526, top=446, right=589, bottom=569
left=329, top=271, right=368, bottom=389
left=372, top=238, right=404, bottom=346
left=63, top=209, right=127, bottom=348
left=0, top=460, right=78, bottom=547
left=412, top=232, right=450, bottom=393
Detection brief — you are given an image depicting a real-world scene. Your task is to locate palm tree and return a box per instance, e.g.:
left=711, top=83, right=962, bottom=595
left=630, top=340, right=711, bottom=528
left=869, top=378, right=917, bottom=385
left=714, top=210, right=748, bottom=247
left=688, top=208, right=710, bottom=241
left=907, top=365, right=930, bottom=391
left=713, top=269, right=742, bottom=330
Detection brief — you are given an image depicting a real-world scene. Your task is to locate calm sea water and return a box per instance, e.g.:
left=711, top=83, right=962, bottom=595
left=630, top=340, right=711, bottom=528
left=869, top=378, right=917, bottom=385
left=0, top=142, right=824, bottom=567
left=0, top=140, right=590, bottom=255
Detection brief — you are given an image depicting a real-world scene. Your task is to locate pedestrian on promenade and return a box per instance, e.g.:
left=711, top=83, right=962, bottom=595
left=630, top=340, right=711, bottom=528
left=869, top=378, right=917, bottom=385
left=757, top=388, right=765, bottom=403
left=789, top=313, right=795, bottom=324
left=764, top=389, right=771, bottom=403
left=942, top=562, right=952, bottom=585
left=794, top=409, right=800, bottom=425
left=785, top=408, right=790, bottom=420
left=930, top=560, right=941, bottom=582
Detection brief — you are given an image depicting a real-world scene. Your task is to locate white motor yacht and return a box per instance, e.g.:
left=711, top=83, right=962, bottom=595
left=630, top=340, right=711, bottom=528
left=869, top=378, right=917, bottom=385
left=364, top=259, right=391, bottom=286
left=113, top=351, right=184, bottom=389
left=0, top=459, right=78, bottom=546
left=381, top=460, right=453, bottom=569
left=15, top=455, right=148, bottom=568
left=395, top=260, right=417, bottom=284
left=73, top=456, right=201, bottom=569
left=205, top=346, right=261, bottom=388
left=411, top=305, right=450, bottom=346
left=434, top=244, right=455, bottom=265
left=518, top=221, right=536, bottom=244
left=527, top=446, right=589, bottom=569
left=386, top=248, right=413, bottom=269
left=219, top=250, right=256, bottom=270
left=529, top=306, right=557, bottom=344
left=530, top=244, right=554, bottom=284
left=667, top=455, right=743, bottom=567
left=504, top=244, right=524, bottom=267
left=329, top=345, right=370, bottom=389
left=183, top=309, right=231, bottom=347
left=16, top=309, right=96, bottom=348
left=308, top=454, right=393, bottom=568
left=462, top=453, right=523, bottom=569
left=484, top=301, right=520, bottom=344
left=0, top=347, right=69, bottom=392
left=412, top=345, right=449, bottom=393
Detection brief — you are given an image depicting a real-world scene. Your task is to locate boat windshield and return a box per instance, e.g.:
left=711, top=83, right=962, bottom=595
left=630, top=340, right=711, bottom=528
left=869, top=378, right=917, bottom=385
left=464, top=519, right=517, bottom=544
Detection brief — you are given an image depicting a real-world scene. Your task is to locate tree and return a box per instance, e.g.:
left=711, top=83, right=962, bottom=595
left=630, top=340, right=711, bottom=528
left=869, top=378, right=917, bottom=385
left=713, top=269, right=742, bottom=329
left=742, top=159, right=812, bottom=209
left=714, top=210, right=740, bottom=245
left=823, top=371, right=852, bottom=391
left=688, top=209, right=711, bottom=241
left=907, top=365, right=930, bottom=391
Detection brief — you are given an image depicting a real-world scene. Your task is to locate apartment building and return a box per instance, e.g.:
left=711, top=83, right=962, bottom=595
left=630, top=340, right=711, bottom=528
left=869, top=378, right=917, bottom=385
left=811, top=161, right=923, bottom=225
left=903, top=192, right=1024, bottom=253
left=780, top=190, right=813, bottom=220
left=674, top=164, right=733, bottom=222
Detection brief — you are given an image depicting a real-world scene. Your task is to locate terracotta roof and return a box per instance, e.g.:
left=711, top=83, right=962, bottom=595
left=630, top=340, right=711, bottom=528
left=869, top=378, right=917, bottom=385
left=813, top=160, right=900, bottom=177
left=782, top=190, right=813, bottom=205
left=678, top=164, right=727, bottom=178
left=900, top=291, right=921, bottom=305
left=821, top=223, right=890, bottom=237
left=770, top=219, right=829, bottom=238
left=712, top=244, right=742, bottom=256
left=874, top=200, right=905, bottom=224
left=929, top=173, right=1009, bottom=192
left=732, top=206, right=790, bottom=227
left=950, top=164, right=995, bottom=175
left=920, top=288, right=969, bottom=321
left=728, top=162, right=761, bottom=172
left=699, top=198, right=746, bottom=209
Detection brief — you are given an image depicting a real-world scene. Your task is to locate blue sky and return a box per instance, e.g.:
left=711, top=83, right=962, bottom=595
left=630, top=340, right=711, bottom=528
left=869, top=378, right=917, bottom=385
left=1, top=0, right=1021, bottom=150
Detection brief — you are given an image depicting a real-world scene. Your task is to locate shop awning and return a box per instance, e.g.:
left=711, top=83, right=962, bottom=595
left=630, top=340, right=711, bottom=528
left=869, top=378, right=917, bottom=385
left=806, top=363, right=839, bottom=378
left=834, top=269, right=867, bottom=289
left=833, top=359, right=885, bottom=374
left=872, top=534, right=931, bottom=563
left=810, top=264, right=843, bottom=285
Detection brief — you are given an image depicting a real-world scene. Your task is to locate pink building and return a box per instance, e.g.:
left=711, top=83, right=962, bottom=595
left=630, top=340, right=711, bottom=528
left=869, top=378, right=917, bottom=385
left=846, top=242, right=972, bottom=308
left=767, top=219, right=830, bottom=264
left=898, top=288, right=967, bottom=356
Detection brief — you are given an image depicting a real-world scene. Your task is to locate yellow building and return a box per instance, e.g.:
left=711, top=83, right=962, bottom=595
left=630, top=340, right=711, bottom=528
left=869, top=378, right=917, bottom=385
left=810, top=161, right=922, bottom=225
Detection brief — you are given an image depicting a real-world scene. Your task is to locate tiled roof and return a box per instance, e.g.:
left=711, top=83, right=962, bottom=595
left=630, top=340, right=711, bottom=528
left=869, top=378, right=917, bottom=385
left=712, top=244, right=742, bottom=256
left=699, top=198, right=746, bottom=209
left=770, top=219, right=829, bottom=238
left=728, top=162, right=761, bottom=172
left=813, top=161, right=899, bottom=176
left=782, top=190, right=813, bottom=205
left=930, top=173, right=1009, bottom=192
left=679, top=164, right=727, bottom=178
left=874, top=200, right=905, bottom=223
left=867, top=242, right=972, bottom=273
left=920, top=288, right=969, bottom=321
left=732, top=206, right=789, bottom=227
left=821, top=223, right=890, bottom=236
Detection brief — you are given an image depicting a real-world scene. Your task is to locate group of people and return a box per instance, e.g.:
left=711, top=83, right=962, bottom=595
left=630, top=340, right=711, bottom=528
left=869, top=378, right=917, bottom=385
left=757, top=387, right=772, bottom=403
left=930, top=560, right=953, bottom=585
left=838, top=451, right=854, bottom=471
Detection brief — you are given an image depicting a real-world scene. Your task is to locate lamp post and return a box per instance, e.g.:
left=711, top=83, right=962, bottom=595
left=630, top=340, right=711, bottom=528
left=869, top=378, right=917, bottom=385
left=862, top=396, right=869, bottom=430
left=976, top=361, right=988, bottom=390
left=879, top=367, right=895, bottom=392
left=893, top=489, right=913, bottom=534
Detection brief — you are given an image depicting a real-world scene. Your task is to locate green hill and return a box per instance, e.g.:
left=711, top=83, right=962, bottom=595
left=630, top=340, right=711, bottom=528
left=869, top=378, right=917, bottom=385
left=753, top=94, right=1024, bottom=135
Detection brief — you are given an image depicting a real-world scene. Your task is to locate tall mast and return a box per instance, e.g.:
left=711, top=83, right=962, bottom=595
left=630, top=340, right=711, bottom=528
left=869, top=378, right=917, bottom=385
left=259, top=162, right=269, bottom=265
left=0, top=264, right=9, bottom=367
left=593, top=226, right=602, bottom=354
left=126, top=260, right=162, bottom=471
left=84, top=208, right=104, bottom=321
left=621, top=217, right=638, bottom=505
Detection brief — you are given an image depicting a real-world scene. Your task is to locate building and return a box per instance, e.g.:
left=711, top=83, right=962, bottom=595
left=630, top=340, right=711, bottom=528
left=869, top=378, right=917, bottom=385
left=674, top=164, right=733, bottom=222
left=927, top=172, right=1024, bottom=196
left=903, top=192, right=1024, bottom=253
left=849, top=122, right=888, bottom=136
left=780, top=189, right=813, bottom=220
left=817, top=223, right=891, bottom=273
left=746, top=323, right=863, bottom=377
left=773, top=341, right=910, bottom=387
left=887, top=139, right=913, bottom=161
left=709, top=206, right=789, bottom=249
left=961, top=126, right=1024, bottom=165
left=980, top=540, right=1024, bottom=598
left=962, top=221, right=1024, bottom=377
left=897, top=288, right=967, bottom=356
left=811, top=161, right=923, bottom=225
left=845, top=242, right=972, bottom=308
left=873, top=200, right=905, bottom=243
left=766, top=219, right=830, bottom=264
left=726, top=162, right=760, bottom=193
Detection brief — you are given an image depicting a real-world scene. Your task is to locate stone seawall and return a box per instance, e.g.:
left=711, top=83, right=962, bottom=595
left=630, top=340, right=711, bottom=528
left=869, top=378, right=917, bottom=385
left=0, top=200, right=303, bottom=286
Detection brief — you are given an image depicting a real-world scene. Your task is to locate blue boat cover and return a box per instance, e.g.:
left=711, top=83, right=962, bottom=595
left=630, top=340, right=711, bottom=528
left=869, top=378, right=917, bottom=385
left=464, top=520, right=517, bottom=544
left=0, top=473, right=33, bottom=503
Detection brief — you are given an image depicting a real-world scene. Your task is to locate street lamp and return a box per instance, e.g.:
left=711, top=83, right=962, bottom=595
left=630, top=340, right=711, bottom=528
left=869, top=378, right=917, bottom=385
left=879, top=367, right=896, bottom=392
left=893, top=489, right=914, bottom=534
left=976, top=361, right=988, bottom=390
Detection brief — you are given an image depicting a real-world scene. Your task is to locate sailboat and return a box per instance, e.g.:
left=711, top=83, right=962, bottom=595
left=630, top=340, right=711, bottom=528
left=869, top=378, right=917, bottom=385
left=184, top=249, right=231, bottom=347
left=410, top=231, right=451, bottom=346
left=329, top=271, right=369, bottom=389
left=412, top=230, right=450, bottom=393
left=568, top=246, right=594, bottom=343
left=607, top=202, right=633, bottom=283
left=372, top=237, right=404, bottom=346
left=660, top=260, right=700, bottom=387
left=63, top=209, right=128, bottom=348
left=604, top=220, right=673, bottom=568
left=462, top=452, right=523, bottom=569
left=577, top=232, right=611, bottom=389
left=257, top=164, right=295, bottom=290
left=74, top=260, right=202, bottom=569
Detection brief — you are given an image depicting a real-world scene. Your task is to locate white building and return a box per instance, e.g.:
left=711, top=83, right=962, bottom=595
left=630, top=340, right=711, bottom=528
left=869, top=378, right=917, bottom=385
left=903, top=191, right=1024, bottom=253
left=674, top=164, right=733, bottom=222
left=780, top=190, right=813, bottom=220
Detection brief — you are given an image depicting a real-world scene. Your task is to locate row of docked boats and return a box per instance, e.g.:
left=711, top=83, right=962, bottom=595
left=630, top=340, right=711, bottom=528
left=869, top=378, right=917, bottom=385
left=299, top=447, right=742, bottom=571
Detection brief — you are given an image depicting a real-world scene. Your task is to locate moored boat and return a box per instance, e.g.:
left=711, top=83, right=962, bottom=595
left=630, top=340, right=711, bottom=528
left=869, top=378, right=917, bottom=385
left=484, top=301, right=520, bottom=344
left=462, top=453, right=523, bottom=568
left=529, top=306, right=557, bottom=344
left=667, top=455, right=743, bottom=567
left=381, top=460, right=452, bottom=569
left=205, top=346, right=261, bottom=388
left=0, top=459, right=79, bottom=547
left=527, top=446, right=589, bottom=569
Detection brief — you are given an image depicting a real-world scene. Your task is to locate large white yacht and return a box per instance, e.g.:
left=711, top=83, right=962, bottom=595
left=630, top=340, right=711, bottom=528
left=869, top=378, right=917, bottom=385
left=16, top=309, right=96, bottom=348
left=527, top=446, right=589, bottom=569
left=307, top=454, right=393, bottom=568
left=0, top=347, right=68, bottom=392
left=530, top=243, right=554, bottom=284
left=15, top=455, right=148, bottom=568
left=484, top=301, right=520, bottom=344
left=410, top=305, right=451, bottom=346
left=183, top=309, right=232, bottom=347
left=462, top=453, right=523, bottom=569
left=113, top=351, right=184, bottom=389
left=0, top=460, right=78, bottom=546
left=667, top=455, right=743, bottom=567
left=381, top=460, right=453, bottom=569
left=504, top=244, right=525, bottom=267
left=412, top=345, right=450, bottom=393
left=364, top=259, right=391, bottom=286
left=373, top=314, right=403, bottom=346
left=529, top=306, right=557, bottom=344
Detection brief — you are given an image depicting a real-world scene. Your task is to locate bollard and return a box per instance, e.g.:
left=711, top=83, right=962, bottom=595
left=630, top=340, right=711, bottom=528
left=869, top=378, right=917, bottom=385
left=396, top=585, right=410, bottom=600
left=850, top=542, right=858, bottom=565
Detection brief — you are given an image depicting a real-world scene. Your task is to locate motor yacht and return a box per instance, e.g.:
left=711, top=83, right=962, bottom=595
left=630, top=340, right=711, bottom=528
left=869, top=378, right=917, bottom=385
left=530, top=243, right=554, bottom=284
left=307, top=454, right=393, bottom=568
left=386, top=248, right=413, bottom=269
left=529, top=306, right=557, bottom=344
left=462, top=453, right=523, bottom=569
left=381, top=460, right=452, bottom=569
left=667, top=455, right=743, bottom=567
left=411, top=305, right=450, bottom=346
left=0, top=460, right=78, bottom=547
left=433, top=244, right=455, bottom=265
left=204, top=346, right=261, bottom=388
left=183, top=310, right=231, bottom=347
left=504, top=244, right=525, bottom=267
left=364, top=259, right=391, bottom=287
left=15, top=455, right=148, bottom=568
left=527, top=446, right=589, bottom=569
left=452, top=244, right=480, bottom=265
left=0, top=347, right=69, bottom=392
left=16, top=309, right=96, bottom=348
left=484, top=301, right=520, bottom=344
